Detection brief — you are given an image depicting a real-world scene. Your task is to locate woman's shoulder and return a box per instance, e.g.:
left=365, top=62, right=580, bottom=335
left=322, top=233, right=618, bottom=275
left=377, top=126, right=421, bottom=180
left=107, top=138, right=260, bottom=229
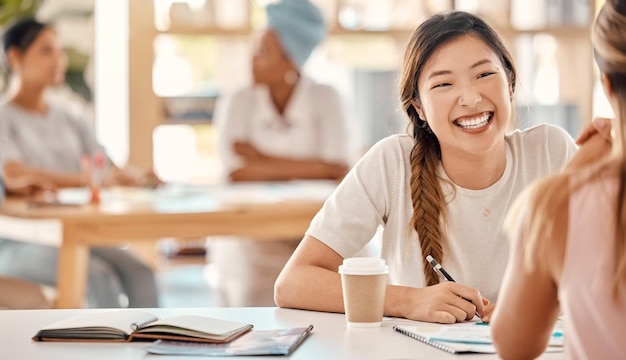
left=0, top=101, right=20, bottom=116
left=506, top=123, right=577, bottom=158
left=46, top=102, right=76, bottom=115
left=0, top=102, right=32, bottom=124
left=506, top=123, right=574, bottom=144
left=0, top=102, right=80, bottom=125
left=46, top=103, right=90, bottom=127
left=214, top=86, right=257, bottom=116
left=0, top=101, right=11, bottom=116
left=301, top=77, right=341, bottom=97
left=359, top=134, right=413, bottom=164
left=221, top=86, right=256, bottom=102
left=369, top=133, right=412, bottom=150
left=0, top=102, right=15, bottom=128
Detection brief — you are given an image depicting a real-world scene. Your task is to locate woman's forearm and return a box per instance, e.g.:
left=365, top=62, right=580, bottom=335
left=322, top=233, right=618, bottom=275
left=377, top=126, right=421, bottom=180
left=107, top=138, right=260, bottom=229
left=275, top=264, right=414, bottom=319
left=3, top=162, right=86, bottom=188
left=274, top=263, right=346, bottom=313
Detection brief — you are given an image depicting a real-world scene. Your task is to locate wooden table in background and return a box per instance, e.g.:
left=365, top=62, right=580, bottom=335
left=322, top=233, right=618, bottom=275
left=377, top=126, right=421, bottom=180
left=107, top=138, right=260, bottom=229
left=0, top=181, right=334, bottom=308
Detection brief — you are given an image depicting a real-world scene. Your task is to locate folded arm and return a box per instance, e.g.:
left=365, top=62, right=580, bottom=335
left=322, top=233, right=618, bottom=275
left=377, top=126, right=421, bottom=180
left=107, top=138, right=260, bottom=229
left=229, top=142, right=348, bottom=182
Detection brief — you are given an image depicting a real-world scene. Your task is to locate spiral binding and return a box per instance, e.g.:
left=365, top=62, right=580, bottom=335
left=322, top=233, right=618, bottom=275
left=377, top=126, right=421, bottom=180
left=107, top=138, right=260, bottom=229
left=393, top=325, right=458, bottom=354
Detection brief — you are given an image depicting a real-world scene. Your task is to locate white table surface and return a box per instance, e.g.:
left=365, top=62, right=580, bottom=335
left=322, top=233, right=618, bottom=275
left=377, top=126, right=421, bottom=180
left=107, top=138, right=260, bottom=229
left=0, top=307, right=563, bottom=360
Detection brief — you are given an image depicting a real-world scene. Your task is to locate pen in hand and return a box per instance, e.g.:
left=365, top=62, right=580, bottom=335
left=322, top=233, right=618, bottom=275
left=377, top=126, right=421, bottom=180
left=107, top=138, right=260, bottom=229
left=425, top=255, right=483, bottom=321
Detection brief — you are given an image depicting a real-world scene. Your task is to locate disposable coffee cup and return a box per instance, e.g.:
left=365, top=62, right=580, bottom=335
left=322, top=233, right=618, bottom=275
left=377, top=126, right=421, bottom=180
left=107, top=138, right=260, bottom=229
left=338, top=257, right=389, bottom=327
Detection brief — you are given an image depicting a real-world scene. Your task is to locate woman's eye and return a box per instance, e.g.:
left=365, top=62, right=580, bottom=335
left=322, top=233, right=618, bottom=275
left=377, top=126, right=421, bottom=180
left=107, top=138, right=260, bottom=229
left=478, top=72, right=495, bottom=78
left=432, top=82, right=451, bottom=89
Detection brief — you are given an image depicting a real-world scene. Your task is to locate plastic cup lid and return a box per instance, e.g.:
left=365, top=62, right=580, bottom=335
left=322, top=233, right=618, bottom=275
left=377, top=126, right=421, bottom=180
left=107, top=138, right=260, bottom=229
left=338, top=257, right=389, bottom=275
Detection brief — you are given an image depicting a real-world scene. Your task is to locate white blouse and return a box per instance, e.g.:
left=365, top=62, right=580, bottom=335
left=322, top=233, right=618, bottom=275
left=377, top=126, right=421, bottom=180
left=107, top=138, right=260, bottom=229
left=214, top=76, right=353, bottom=178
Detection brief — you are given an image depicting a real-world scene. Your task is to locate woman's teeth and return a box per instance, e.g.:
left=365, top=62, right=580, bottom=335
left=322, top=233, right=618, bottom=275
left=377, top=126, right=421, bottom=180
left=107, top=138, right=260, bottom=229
left=455, top=113, right=490, bottom=129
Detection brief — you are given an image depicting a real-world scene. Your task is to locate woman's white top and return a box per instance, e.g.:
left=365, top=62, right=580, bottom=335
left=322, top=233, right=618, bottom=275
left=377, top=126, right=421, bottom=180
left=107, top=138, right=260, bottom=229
left=214, top=76, right=353, bottom=178
left=307, top=124, right=577, bottom=302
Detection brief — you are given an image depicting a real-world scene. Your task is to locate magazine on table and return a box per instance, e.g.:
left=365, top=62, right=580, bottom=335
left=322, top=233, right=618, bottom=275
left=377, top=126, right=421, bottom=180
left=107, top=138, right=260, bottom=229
left=144, top=325, right=314, bottom=356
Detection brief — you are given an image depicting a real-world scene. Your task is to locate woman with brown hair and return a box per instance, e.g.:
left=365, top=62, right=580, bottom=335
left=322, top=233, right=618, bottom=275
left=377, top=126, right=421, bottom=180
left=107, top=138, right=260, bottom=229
left=274, top=10, right=591, bottom=323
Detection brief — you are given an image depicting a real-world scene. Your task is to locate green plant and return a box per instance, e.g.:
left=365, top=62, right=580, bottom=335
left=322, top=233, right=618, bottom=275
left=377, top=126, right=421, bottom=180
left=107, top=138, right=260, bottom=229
left=0, top=0, right=45, bottom=91
left=0, top=0, right=45, bottom=26
left=0, top=0, right=92, bottom=101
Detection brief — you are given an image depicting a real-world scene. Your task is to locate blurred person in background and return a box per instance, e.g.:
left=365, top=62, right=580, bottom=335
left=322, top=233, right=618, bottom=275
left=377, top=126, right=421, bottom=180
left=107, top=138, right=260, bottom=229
left=0, top=18, right=159, bottom=308
left=0, top=172, right=51, bottom=309
left=210, top=0, right=353, bottom=306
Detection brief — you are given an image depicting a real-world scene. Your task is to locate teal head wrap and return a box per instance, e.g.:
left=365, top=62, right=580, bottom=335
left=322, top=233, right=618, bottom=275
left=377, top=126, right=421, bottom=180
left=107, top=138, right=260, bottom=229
left=266, top=0, right=325, bottom=69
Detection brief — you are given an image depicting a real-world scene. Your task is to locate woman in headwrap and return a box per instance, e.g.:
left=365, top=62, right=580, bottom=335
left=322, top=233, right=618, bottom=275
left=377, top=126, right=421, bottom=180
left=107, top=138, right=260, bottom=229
left=211, top=0, right=353, bottom=306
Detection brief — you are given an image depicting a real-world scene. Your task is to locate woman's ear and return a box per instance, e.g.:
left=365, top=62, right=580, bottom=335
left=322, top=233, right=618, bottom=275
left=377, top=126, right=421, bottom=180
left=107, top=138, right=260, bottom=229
left=412, top=100, right=425, bottom=120
left=5, top=48, right=20, bottom=72
left=600, top=72, right=620, bottom=116
left=601, top=72, right=613, bottom=98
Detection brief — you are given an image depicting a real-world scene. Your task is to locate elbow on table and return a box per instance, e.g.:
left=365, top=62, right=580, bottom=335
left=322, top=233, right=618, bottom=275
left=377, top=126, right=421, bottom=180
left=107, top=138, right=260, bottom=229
left=494, top=346, right=544, bottom=360
left=273, top=272, right=293, bottom=308
left=492, top=329, right=546, bottom=360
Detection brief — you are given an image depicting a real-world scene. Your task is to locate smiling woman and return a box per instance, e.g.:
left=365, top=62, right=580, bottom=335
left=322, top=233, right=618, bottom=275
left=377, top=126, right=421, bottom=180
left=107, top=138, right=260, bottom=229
left=274, top=10, right=582, bottom=325
left=412, top=34, right=513, bottom=189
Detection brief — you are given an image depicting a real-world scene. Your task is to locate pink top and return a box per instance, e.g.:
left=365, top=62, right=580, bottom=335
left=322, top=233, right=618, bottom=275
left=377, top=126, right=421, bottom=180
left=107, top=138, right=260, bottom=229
left=560, top=176, right=626, bottom=359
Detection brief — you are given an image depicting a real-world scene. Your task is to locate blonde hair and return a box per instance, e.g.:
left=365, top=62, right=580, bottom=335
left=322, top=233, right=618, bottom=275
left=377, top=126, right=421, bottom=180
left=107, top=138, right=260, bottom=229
left=399, top=11, right=517, bottom=286
left=510, top=0, right=626, bottom=300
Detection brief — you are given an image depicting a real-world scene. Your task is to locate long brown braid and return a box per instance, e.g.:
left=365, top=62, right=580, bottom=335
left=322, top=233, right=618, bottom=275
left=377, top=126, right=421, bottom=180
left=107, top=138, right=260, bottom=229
left=409, top=121, right=445, bottom=286
left=399, top=11, right=517, bottom=286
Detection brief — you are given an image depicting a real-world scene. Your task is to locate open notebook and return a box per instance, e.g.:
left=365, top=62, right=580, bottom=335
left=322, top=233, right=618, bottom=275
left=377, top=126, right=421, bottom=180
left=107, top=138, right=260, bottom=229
left=394, top=322, right=563, bottom=354
left=33, top=310, right=253, bottom=343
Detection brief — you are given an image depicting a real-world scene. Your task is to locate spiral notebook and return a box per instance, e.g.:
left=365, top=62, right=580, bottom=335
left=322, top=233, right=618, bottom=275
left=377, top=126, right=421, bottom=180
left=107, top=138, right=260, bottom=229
left=393, top=323, right=564, bottom=354
left=393, top=325, right=496, bottom=354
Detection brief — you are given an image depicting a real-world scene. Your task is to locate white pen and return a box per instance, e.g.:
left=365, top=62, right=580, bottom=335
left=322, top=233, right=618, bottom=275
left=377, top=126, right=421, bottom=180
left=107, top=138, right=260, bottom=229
left=131, top=315, right=159, bottom=331
left=426, top=255, right=483, bottom=322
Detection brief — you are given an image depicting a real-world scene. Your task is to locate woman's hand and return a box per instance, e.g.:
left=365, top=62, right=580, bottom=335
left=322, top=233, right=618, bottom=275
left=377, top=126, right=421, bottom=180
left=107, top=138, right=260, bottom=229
left=576, top=117, right=613, bottom=145
left=137, top=169, right=164, bottom=188
left=107, top=167, right=164, bottom=188
left=481, top=298, right=496, bottom=323
left=233, top=141, right=264, bottom=161
left=399, top=282, right=486, bottom=324
left=568, top=117, right=614, bottom=170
